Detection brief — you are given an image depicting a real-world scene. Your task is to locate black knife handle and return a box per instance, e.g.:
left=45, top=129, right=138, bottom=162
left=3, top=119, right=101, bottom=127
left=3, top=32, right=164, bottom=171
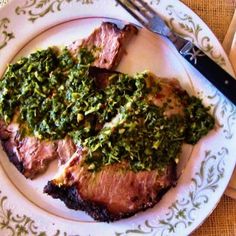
left=179, top=41, right=236, bottom=105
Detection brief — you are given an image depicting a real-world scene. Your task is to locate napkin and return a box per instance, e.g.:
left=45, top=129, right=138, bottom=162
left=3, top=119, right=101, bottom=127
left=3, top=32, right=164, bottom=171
left=223, top=8, right=236, bottom=54
left=229, top=35, right=236, bottom=71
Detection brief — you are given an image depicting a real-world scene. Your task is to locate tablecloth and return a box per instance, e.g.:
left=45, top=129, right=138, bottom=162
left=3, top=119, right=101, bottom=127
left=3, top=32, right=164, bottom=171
left=0, top=0, right=236, bottom=235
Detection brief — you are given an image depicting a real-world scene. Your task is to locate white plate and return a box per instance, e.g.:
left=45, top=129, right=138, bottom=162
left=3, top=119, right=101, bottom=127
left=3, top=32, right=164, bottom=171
left=0, top=1, right=236, bottom=235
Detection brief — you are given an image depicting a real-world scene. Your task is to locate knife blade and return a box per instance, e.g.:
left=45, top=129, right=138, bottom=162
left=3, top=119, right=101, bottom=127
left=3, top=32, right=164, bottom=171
left=117, top=0, right=236, bottom=105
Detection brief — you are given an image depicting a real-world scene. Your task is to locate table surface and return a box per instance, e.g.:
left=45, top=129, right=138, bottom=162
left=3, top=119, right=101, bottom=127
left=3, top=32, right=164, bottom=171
left=0, top=0, right=236, bottom=235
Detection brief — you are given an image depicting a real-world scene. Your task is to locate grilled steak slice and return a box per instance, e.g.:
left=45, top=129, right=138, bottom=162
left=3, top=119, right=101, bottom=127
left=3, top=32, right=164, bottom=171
left=17, top=137, right=58, bottom=178
left=44, top=151, right=176, bottom=222
left=68, top=22, right=138, bottom=69
left=44, top=76, right=185, bottom=222
left=0, top=122, right=23, bottom=172
left=0, top=121, right=58, bottom=179
left=57, top=136, right=76, bottom=165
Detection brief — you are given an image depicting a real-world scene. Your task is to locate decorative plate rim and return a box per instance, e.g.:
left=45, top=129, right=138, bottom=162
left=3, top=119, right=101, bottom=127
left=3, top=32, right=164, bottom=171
left=0, top=1, right=236, bottom=236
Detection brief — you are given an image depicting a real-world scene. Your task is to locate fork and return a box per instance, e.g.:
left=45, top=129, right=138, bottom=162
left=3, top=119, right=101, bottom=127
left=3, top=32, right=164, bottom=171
left=116, top=0, right=236, bottom=105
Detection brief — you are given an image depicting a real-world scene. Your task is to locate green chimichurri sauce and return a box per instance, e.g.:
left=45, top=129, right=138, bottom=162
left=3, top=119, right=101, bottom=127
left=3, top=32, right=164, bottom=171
left=0, top=47, right=215, bottom=172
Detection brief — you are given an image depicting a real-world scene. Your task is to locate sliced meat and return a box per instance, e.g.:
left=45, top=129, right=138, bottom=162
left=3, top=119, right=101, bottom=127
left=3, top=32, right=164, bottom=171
left=0, top=23, right=137, bottom=179
left=68, top=22, right=138, bottom=69
left=57, top=136, right=76, bottom=165
left=45, top=151, right=177, bottom=222
left=44, top=75, right=186, bottom=222
left=147, top=75, right=186, bottom=117
left=0, top=120, right=18, bottom=140
left=17, top=137, right=58, bottom=178
left=44, top=150, right=176, bottom=222
left=0, top=68, right=118, bottom=178
left=0, top=122, right=58, bottom=179
left=0, top=122, right=23, bottom=172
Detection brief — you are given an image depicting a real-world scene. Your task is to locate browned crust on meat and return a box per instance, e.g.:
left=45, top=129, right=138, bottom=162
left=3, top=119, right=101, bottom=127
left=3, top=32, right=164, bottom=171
left=44, top=175, right=175, bottom=222
left=1, top=137, right=58, bottom=179
left=1, top=139, right=24, bottom=173
left=44, top=162, right=176, bottom=222
left=44, top=182, right=117, bottom=222
left=0, top=121, right=58, bottom=179
left=0, top=121, right=24, bottom=173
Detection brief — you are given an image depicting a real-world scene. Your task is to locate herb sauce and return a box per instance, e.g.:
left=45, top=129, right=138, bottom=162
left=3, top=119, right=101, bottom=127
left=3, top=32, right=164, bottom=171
left=0, top=47, right=215, bottom=172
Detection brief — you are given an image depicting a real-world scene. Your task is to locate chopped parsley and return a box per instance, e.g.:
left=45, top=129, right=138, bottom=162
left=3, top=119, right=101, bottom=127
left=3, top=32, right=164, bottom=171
left=0, top=46, right=215, bottom=172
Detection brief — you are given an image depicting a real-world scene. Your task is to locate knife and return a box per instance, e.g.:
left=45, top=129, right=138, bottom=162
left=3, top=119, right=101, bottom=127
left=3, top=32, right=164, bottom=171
left=116, top=0, right=236, bottom=105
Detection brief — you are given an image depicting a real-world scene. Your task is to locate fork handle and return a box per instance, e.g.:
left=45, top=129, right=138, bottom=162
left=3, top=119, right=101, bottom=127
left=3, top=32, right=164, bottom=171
left=179, top=41, right=236, bottom=105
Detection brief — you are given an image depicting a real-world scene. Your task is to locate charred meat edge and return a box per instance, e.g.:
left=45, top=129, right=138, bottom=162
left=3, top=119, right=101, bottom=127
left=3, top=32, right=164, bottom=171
left=44, top=163, right=176, bottom=222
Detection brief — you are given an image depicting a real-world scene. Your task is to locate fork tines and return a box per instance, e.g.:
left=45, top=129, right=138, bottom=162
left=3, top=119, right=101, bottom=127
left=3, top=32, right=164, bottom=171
left=116, top=0, right=156, bottom=26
